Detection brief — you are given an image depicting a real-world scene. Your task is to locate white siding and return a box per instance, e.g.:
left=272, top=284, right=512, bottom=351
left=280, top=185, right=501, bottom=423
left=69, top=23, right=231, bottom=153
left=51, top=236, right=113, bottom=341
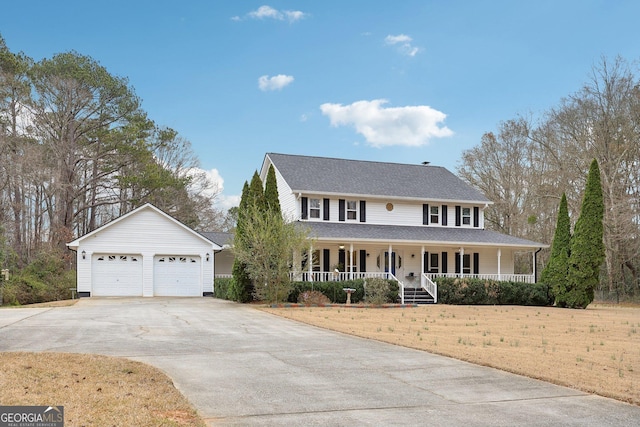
left=74, top=207, right=214, bottom=296
left=365, top=199, right=422, bottom=226
left=274, top=165, right=297, bottom=219
left=214, top=249, right=234, bottom=276
left=296, top=197, right=486, bottom=229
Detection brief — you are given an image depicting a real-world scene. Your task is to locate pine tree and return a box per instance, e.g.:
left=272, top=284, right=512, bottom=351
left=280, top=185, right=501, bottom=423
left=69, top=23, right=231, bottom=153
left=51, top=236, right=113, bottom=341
left=540, top=193, right=571, bottom=307
left=264, top=165, right=281, bottom=216
left=248, top=171, right=266, bottom=213
left=230, top=182, right=253, bottom=302
left=566, top=159, right=605, bottom=308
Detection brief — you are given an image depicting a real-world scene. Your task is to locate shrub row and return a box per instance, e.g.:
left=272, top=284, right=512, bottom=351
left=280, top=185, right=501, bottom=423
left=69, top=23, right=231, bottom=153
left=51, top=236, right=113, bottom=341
left=436, top=278, right=553, bottom=306
left=213, top=277, right=234, bottom=300
left=288, top=279, right=399, bottom=304
left=1, top=252, right=75, bottom=305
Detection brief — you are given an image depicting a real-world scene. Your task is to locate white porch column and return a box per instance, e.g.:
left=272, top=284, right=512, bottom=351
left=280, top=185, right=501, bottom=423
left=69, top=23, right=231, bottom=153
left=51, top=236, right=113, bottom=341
left=308, top=244, right=313, bottom=279
left=388, top=244, right=393, bottom=276
left=421, top=245, right=425, bottom=276
left=459, top=247, right=464, bottom=277
left=349, top=243, right=354, bottom=280
left=497, top=248, right=502, bottom=280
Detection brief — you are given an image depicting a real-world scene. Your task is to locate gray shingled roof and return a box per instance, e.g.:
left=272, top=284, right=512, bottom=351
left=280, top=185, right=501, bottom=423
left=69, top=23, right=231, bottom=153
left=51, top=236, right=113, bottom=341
left=266, top=153, right=491, bottom=203
left=200, top=231, right=234, bottom=247
left=298, top=222, right=547, bottom=249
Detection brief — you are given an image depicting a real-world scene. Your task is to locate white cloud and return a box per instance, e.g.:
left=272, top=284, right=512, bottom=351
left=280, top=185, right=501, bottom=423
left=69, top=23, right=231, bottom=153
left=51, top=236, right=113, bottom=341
left=187, top=167, right=224, bottom=200
left=320, top=99, right=453, bottom=148
left=188, top=167, right=240, bottom=211
left=236, top=5, right=308, bottom=23
left=215, top=194, right=241, bottom=211
left=249, top=5, right=281, bottom=19
left=384, top=33, right=420, bottom=57
left=258, top=74, right=294, bottom=91
left=385, top=34, right=412, bottom=45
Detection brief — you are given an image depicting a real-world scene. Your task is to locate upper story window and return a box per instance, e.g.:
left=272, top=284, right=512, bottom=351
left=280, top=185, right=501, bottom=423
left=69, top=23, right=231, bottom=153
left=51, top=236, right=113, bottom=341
left=462, top=207, right=471, bottom=225
left=346, top=200, right=357, bottom=220
left=430, top=205, right=439, bottom=224
left=309, top=198, right=321, bottom=219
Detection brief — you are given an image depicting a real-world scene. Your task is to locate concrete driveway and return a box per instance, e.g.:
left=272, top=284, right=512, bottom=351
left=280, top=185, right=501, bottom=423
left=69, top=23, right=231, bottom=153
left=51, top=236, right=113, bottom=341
left=0, top=298, right=638, bottom=426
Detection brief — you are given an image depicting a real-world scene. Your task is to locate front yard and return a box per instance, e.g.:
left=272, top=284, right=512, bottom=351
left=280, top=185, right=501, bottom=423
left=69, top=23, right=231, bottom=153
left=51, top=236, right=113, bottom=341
left=261, top=303, right=640, bottom=405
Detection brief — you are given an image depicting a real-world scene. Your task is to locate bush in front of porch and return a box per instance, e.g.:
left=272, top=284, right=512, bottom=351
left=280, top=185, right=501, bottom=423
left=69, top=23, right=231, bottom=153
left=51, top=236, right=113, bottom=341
left=288, top=279, right=399, bottom=305
left=437, top=278, right=553, bottom=306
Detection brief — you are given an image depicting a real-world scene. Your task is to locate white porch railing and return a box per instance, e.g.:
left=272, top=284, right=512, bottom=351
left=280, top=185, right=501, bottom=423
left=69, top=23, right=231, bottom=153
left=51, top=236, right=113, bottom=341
left=292, top=271, right=391, bottom=282
left=421, top=273, right=438, bottom=303
left=424, top=273, right=535, bottom=284
left=214, top=274, right=233, bottom=278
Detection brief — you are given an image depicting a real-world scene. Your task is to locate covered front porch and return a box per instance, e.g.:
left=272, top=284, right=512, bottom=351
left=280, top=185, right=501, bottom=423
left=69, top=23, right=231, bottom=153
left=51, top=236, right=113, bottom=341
left=296, top=241, right=541, bottom=304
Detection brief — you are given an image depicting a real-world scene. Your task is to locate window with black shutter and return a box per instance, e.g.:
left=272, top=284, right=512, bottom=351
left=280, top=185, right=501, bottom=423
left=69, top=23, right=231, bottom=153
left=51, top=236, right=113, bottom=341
left=441, top=252, right=448, bottom=273
left=301, top=197, right=308, bottom=220
left=473, top=206, right=479, bottom=228
left=338, top=248, right=345, bottom=271
left=323, top=249, right=330, bottom=272
left=359, top=250, right=367, bottom=272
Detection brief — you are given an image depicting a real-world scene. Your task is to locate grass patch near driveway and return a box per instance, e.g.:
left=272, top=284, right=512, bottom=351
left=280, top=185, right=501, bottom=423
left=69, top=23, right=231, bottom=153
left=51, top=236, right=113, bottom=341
left=260, top=304, right=640, bottom=405
left=0, top=352, right=205, bottom=426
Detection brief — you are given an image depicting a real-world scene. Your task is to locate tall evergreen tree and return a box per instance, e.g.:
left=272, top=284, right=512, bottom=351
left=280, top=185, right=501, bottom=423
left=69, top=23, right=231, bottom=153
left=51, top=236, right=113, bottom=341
left=264, top=165, right=281, bottom=215
left=541, top=193, right=571, bottom=307
left=230, top=182, right=252, bottom=302
left=248, top=171, right=266, bottom=213
left=566, top=159, right=605, bottom=308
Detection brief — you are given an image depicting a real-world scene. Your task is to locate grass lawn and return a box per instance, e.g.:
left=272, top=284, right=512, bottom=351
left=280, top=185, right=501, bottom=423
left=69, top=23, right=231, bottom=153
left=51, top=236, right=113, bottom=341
left=0, top=352, right=206, bottom=426
left=0, top=300, right=206, bottom=426
left=260, top=303, right=640, bottom=406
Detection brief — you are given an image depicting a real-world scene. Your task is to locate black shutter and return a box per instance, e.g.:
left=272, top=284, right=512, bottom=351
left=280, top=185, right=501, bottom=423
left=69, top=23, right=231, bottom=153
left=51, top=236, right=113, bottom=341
left=359, top=250, right=367, bottom=272
left=442, top=205, right=448, bottom=226
left=473, top=253, right=480, bottom=275
left=423, top=204, right=429, bottom=225
left=455, top=206, right=461, bottom=226
left=338, top=249, right=345, bottom=271
left=323, top=198, right=330, bottom=221
left=455, top=252, right=461, bottom=274
left=323, top=249, right=330, bottom=272
left=359, top=200, right=366, bottom=222
left=301, top=197, right=308, bottom=220
left=441, top=252, right=448, bottom=274
left=473, top=206, right=480, bottom=228
left=423, top=251, right=429, bottom=273
left=339, top=199, right=345, bottom=221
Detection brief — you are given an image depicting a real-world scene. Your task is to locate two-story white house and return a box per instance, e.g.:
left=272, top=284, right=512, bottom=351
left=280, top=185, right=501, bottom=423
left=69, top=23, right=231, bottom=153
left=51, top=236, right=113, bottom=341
left=260, top=153, right=547, bottom=303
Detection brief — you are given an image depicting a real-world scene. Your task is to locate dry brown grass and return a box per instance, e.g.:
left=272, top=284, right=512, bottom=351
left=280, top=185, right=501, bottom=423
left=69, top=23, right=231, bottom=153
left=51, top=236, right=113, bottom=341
left=0, top=352, right=206, bottom=426
left=260, top=303, right=640, bottom=405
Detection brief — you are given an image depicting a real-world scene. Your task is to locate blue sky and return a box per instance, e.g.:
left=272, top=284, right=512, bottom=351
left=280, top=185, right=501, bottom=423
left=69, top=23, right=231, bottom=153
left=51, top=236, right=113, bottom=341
left=2, top=1, right=640, bottom=210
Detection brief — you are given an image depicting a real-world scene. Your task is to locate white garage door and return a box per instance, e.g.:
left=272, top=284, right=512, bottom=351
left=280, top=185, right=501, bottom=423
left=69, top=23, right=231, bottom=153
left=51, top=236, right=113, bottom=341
left=153, top=256, right=201, bottom=296
left=92, top=254, right=143, bottom=296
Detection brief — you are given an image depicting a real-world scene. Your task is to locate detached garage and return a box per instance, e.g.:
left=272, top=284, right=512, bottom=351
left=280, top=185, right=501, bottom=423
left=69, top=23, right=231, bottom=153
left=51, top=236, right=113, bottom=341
left=67, top=204, right=221, bottom=297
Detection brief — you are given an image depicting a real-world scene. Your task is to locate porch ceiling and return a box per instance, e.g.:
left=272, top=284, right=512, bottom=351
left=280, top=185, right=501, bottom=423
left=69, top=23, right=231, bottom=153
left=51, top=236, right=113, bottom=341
left=297, top=221, right=548, bottom=249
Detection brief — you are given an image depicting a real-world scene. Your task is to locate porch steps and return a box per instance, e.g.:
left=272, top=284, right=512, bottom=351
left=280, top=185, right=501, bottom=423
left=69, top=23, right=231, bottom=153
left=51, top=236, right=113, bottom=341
left=403, top=287, right=435, bottom=305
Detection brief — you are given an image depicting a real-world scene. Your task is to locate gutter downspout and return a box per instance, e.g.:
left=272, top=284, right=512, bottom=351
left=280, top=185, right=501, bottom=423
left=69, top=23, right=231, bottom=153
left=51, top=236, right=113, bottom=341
left=534, top=248, right=543, bottom=283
